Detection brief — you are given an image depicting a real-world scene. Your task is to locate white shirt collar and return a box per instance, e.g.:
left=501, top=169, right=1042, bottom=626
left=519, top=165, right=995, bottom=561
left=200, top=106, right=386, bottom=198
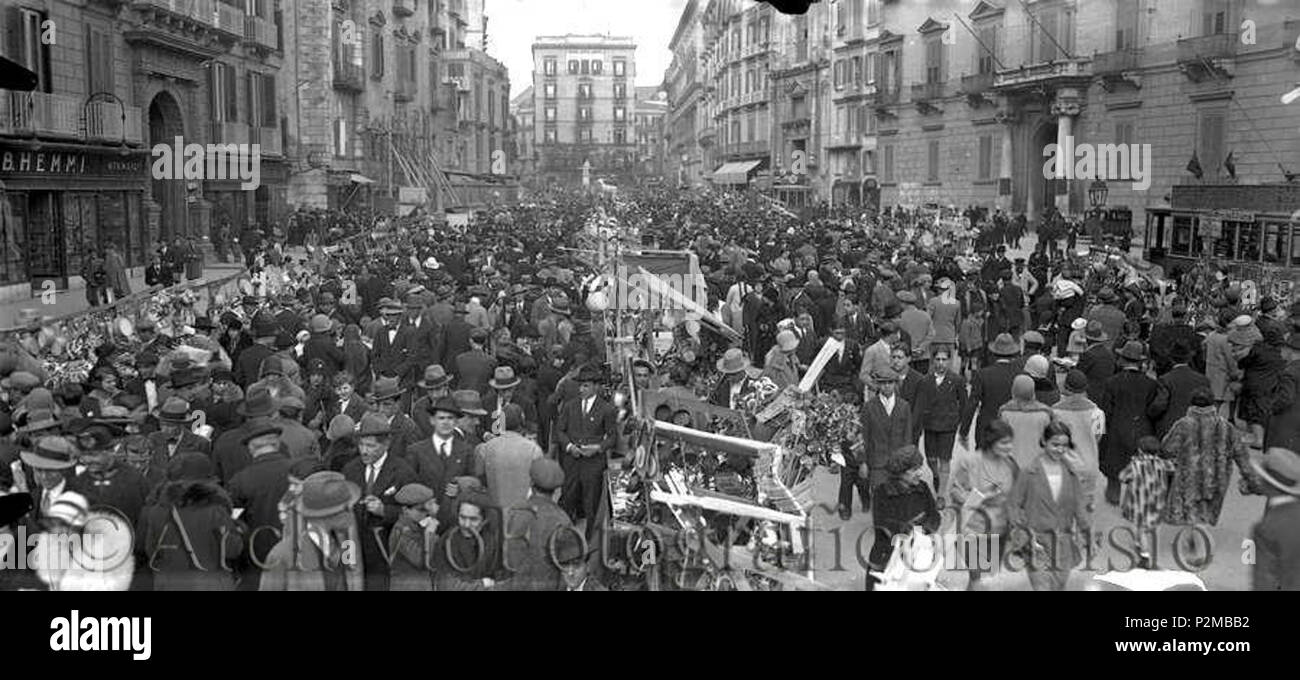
left=879, top=393, right=896, bottom=414
left=368, top=452, right=388, bottom=475
left=434, top=433, right=455, bottom=453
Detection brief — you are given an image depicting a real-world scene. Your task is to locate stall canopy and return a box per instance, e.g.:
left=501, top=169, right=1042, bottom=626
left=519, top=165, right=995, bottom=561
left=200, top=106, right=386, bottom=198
left=712, top=160, right=762, bottom=185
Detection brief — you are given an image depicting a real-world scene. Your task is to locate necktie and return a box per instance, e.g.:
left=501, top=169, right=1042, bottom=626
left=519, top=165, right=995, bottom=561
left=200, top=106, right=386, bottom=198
left=441, top=441, right=449, bottom=458
left=41, top=489, right=52, bottom=515
left=366, top=465, right=376, bottom=488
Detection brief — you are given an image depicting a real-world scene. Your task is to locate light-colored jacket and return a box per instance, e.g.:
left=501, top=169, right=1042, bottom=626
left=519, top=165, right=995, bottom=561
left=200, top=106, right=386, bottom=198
left=474, top=431, right=543, bottom=513
left=1052, top=392, right=1105, bottom=513
left=1203, top=330, right=1240, bottom=401
left=761, top=347, right=801, bottom=389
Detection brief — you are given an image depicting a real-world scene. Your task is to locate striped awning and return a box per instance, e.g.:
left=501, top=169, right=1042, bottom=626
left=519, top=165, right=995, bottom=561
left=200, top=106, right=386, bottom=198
left=712, top=160, right=762, bottom=185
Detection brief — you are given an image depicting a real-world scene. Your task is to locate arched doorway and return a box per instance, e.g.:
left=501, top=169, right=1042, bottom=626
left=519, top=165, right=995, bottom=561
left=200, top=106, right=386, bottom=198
left=148, top=92, right=186, bottom=243
left=1027, top=120, right=1059, bottom=222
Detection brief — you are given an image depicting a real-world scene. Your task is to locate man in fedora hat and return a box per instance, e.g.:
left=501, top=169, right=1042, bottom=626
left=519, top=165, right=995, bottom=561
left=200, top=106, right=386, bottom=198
left=234, top=313, right=280, bottom=389
left=302, top=314, right=344, bottom=380
left=858, top=321, right=902, bottom=400
left=1265, top=332, right=1300, bottom=455
left=211, top=386, right=279, bottom=485
left=1152, top=340, right=1212, bottom=439
left=484, top=366, right=537, bottom=437
left=410, top=365, right=452, bottom=438
left=369, top=376, right=420, bottom=461
left=555, top=364, right=617, bottom=540
left=1149, top=302, right=1202, bottom=376
left=371, top=299, right=415, bottom=392
left=1077, top=320, right=1117, bottom=405
left=342, top=413, right=418, bottom=591
left=960, top=333, right=1022, bottom=446
left=708, top=348, right=762, bottom=409
left=147, top=397, right=210, bottom=470
left=409, top=396, right=480, bottom=535
left=1249, top=447, right=1300, bottom=590
left=259, top=471, right=365, bottom=592
left=555, top=526, right=606, bottom=591
left=227, top=421, right=292, bottom=590
left=1099, top=341, right=1158, bottom=505
left=454, top=328, right=497, bottom=397
left=501, top=458, right=573, bottom=591
left=69, top=420, right=149, bottom=529
left=20, top=437, right=80, bottom=525
left=400, top=291, right=444, bottom=396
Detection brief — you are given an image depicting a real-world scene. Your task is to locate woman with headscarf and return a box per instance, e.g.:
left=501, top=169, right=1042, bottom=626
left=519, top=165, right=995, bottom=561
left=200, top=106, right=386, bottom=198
left=1007, top=420, right=1093, bottom=591
left=949, top=419, right=1020, bottom=590
left=135, top=452, right=245, bottom=591
left=998, top=374, right=1056, bottom=471
left=761, top=330, right=802, bottom=389
left=1161, top=387, right=1259, bottom=527
left=865, top=445, right=940, bottom=591
left=431, top=485, right=502, bottom=591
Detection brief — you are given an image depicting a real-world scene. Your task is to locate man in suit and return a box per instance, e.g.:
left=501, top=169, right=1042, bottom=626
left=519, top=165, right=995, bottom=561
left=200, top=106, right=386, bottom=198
left=410, top=365, right=452, bottom=439
left=1151, top=340, right=1212, bottom=438
left=475, top=404, right=543, bottom=512
left=401, top=292, right=442, bottom=391
left=819, top=325, right=862, bottom=403
left=997, top=271, right=1025, bottom=338
left=19, top=437, right=80, bottom=527
left=1265, top=333, right=1300, bottom=454
left=858, top=321, right=901, bottom=399
left=326, top=371, right=370, bottom=424
left=212, top=387, right=279, bottom=485
left=370, top=377, right=421, bottom=461
left=233, top=314, right=279, bottom=390
left=147, top=397, right=211, bottom=469
left=301, top=314, right=344, bottom=379
left=891, top=344, right=926, bottom=407
left=911, top=346, right=967, bottom=497
left=454, top=328, right=497, bottom=396
left=226, top=423, right=293, bottom=591
left=342, top=413, right=418, bottom=591
left=1086, top=287, right=1127, bottom=351
left=554, top=365, right=618, bottom=540
left=483, top=366, right=539, bottom=438
left=408, top=396, right=479, bottom=534
left=1100, top=341, right=1159, bottom=506
left=1077, top=321, right=1117, bottom=405
left=439, top=305, right=475, bottom=369
left=860, top=367, right=912, bottom=492
left=1249, top=448, right=1300, bottom=591
left=837, top=298, right=874, bottom=346
left=371, top=300, right=415, bottom=388
left=960, top=333, right=1022, bottom=445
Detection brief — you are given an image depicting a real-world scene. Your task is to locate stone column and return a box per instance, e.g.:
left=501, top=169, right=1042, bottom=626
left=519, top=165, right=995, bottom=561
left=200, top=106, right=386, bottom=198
left=995, top=110, right=1014, bottom=211
left=1050, top=89, right=1082, bottom=214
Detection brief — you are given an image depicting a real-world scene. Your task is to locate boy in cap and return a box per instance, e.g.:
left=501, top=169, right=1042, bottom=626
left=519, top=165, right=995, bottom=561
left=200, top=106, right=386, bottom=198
left=388, top=483, right=438, bottom=592
left=501, top=458, right=573, bottom=591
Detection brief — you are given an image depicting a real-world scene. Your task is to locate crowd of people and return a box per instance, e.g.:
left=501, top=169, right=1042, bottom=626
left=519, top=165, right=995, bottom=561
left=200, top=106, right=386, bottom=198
left=1, top=186, right=1297, bottom=592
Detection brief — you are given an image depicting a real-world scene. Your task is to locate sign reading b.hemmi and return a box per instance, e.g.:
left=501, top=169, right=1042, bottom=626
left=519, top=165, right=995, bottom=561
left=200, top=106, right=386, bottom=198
left=151, top=136, right=261, bottom=190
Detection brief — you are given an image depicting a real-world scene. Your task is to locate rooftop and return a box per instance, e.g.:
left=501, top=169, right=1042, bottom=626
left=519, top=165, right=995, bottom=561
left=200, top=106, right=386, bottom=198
left=532, top=34, right=636, bottom=50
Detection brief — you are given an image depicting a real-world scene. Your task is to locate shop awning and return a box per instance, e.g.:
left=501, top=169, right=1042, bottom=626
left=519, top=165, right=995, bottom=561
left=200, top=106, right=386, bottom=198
left=712, top=160, right=762, bottom=185
left=349, top=174, right=376, bottom=185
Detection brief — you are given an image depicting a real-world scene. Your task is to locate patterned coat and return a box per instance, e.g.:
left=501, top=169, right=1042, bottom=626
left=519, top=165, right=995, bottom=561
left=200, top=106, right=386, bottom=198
left=1160, top=405, right=1254, bottom=526
left=1119, top=454, right=1176, bottom=529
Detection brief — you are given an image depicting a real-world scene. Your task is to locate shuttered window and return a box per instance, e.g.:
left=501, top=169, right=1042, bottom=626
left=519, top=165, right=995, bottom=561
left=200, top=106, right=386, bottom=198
left=1198, top=109, right=1227, bottom=178
left=247, top=72, right=277, bottom=127
left=882, top=144, right=895, bottom=183
left=925, top=38, right=943, bottom=83
left=6, top=7, right=51, bottom=92
left=978, top=135, right=994, bottom=180
left=85, top=28, right=115, bottom=94
left=927, top=140, right=940, bottom=182
left=371, top=31, right=385, bottom=79
left=1116, top=0, right=1139, bottom=49
left=977, top=25, right=998, bottom=74
left=209, top=63, right=239, bottom=122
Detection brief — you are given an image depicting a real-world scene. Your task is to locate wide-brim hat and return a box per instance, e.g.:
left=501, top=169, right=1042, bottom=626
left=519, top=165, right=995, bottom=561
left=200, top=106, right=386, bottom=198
left=419, top=365, right=451, bottom=389
left=237, top=388, right=279, bottom=418
left=369, top=377, right=406, bottom=402
left=1085, top=322, right=1109, bottom=342
left=716, top=348, right=751, bottom=374
left=298, top=471, right=363, bottom=518
left=1117, top=341, right=1148, bottom=362
left=1250, top=448, right=1300, bottom=496
left=20, top=436, right=78, bottom=470
left=452, top=391, right=488, bottom=416
left=157, top=397, right=195, bottom=424
left=987, top=333, right=1020, bottom=357
left=428, top=395, right=465, bottom=417
left=489, top=366, right=521, bottom=390
left=16, top=409, right=61, bottom=435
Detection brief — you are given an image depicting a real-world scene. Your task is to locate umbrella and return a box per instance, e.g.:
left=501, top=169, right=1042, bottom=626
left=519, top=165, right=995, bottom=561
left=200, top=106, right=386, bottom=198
left=0, top=55, right=38, bottom=91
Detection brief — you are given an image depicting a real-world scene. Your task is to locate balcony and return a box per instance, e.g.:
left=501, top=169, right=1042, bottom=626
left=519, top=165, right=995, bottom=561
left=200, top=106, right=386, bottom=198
left=1093, top=49, right=1142, bottom=90
left=132, top=0, right=215, bottom=26
left=244, top=15, right=278, bottom=50
left=210, top=121, right=250, bottom=145
left=393, top=0, right=415, bottom=17
left=871, top=87, right=901, bottom=111
left=249, top=126, right=283, bottom=157
left=85, top=100, right=145, bottom=145
left=993, top=57, right=1093, bottom=92
left=724, top=140, right=768, bottom=158
left=1176, top=33, right=1236, bottom=81
left=212, top=2, right=245, bottom=37
left=826, top=134, right=862, bottom=150
left=333, top=61, right=365, bottom=92
left=960, top=72, right=994, bottom=95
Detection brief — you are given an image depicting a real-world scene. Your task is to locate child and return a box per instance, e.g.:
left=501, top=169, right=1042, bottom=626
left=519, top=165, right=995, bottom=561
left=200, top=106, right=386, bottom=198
left=866, top=445, right=941, bottom=590
left=959, top=308, right=986, bottom=377
left=1118, top=436, right=1175, bottom=569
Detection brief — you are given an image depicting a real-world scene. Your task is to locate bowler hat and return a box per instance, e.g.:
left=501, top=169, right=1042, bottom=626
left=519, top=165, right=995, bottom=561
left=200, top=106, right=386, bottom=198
left=987, top=333, right=1020, bottom=357
left=1251, top=448, right=1300, bottom=495
left=419, top=365, right=451, bottom=389
left=298, top=471, right=362, bottom=518
left=529, top=458, right=565, bottom=492
left=489, top=366, right=521, bottom=390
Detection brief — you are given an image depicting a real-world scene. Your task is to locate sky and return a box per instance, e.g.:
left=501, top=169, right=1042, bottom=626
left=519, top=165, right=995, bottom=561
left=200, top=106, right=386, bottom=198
left=488, top=0, right=688, bottom=99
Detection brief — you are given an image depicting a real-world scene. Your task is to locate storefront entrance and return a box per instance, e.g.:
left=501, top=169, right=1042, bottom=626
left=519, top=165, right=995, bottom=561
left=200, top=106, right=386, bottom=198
left=149, top=92, right=186, bottom=241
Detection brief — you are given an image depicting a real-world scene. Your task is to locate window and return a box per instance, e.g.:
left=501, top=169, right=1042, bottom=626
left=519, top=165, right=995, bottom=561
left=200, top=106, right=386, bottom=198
left=614, top=127, right=626, bottom=144
left=592, top=60, right=602, bottom=74
left=544, top=83, right=556, bottom=99
left=544, top=128, right=557, bottom=143
left=1197, top=108, right=1227, bottom=179
left=882, top=144, right=895, bottom=182
left=580, top=60, right=590, bottom=75
left=1263, top=222, right=1287, bottom=265
left=1116, top=0, right=1139, bottom=50
left=730, top=119, right=741, bottom=145
left=579, top=128, right=594, bottom=143
left=852, top=56, right=863, bottom=86
left=13, top=8, right=51, bottom=92
left=371, top=30, right=385, bottom=78
left=544, top=58, right=557, bottom=75
left=614, top=106, right=626, bottom=122
left=579, top=107, right=591, bottom=121
left=1203, top=0, right=1229, bottom=35
left=1172, top=216, right=1198, bottom=256
left=867, top=0, right=880, bottom=25
left=834, top=60, right=844, bottom=89
left=976, top=25, right=999, bottom=74
left=1116, top=119, right=1136, bottom=147
left=791, top=95, right=807, bottom=120
left=1033, top=7, right=1073, bottom=63
left=568, top=60, right=579, bottom=74
left=1292, top=225, right=1300, bottom=266
left=578, top=83, right=592, bottom=99
left=247, top=72, right=277, bottom=127
left=925, top=38, right=944, bottom=84
left=209, top=63, right=239, bottom=122
left=614, top=83, right=626, bottom=99
left=882, top=49, right=900, bottom=93
left=927, top=140, right=940, bottom=182
left=613, top=59, right=626, bottom=76
left=978, top=134, right=994, bottom=180
left=544, top=106, right=555, bottom=122
left=84, top=27, right=115, bottom=95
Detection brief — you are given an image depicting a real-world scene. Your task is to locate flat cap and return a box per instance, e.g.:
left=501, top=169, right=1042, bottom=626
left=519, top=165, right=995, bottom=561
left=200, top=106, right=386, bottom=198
left=529, top=458, right=565, bottom=492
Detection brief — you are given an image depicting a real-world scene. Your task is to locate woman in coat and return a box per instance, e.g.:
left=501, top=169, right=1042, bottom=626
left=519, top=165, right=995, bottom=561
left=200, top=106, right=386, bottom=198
left=998, top=375, right=1055, bottom=472
left=1007, top=421, right=1092, bottom=591
left=949, top=419, right=1019, bottom=590
left=1238, top=325, right=1287, bottom=448
left=136, top=453, right=244, bottom=591
left=1203, top=310, right=1240, bottom=419
left=866, top=445, right=940, bottom=591
left=1161, top=387, right=1259, bottom=527
left=1099, top=341, right=1159, bottom=506
left=926, top=278, right=962, bottom=358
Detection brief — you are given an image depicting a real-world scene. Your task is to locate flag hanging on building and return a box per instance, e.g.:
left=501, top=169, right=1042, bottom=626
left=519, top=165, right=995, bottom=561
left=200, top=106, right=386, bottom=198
left=1187, top=151, right=1204, bottom=179
left=1224, top=150, right=1236, bottom=179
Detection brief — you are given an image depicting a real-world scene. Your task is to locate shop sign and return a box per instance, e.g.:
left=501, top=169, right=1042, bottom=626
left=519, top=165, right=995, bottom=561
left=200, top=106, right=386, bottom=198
left=0, top=144, right=146, bottom=179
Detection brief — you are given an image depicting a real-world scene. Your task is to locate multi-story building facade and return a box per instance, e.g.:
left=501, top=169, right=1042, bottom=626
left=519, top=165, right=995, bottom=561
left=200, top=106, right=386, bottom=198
left=665, top=0, right=704, bottom=187
left=530, top=34, right=638, bottom=187
left=634, top=85, right=668, bottom=182
left=511, top=86, right=536, bottom=181
left=0, top=0, right=286, bottom=296
left=769, top=0, right=832, bottom=208
left=285, top=0, right=509, bottom=213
